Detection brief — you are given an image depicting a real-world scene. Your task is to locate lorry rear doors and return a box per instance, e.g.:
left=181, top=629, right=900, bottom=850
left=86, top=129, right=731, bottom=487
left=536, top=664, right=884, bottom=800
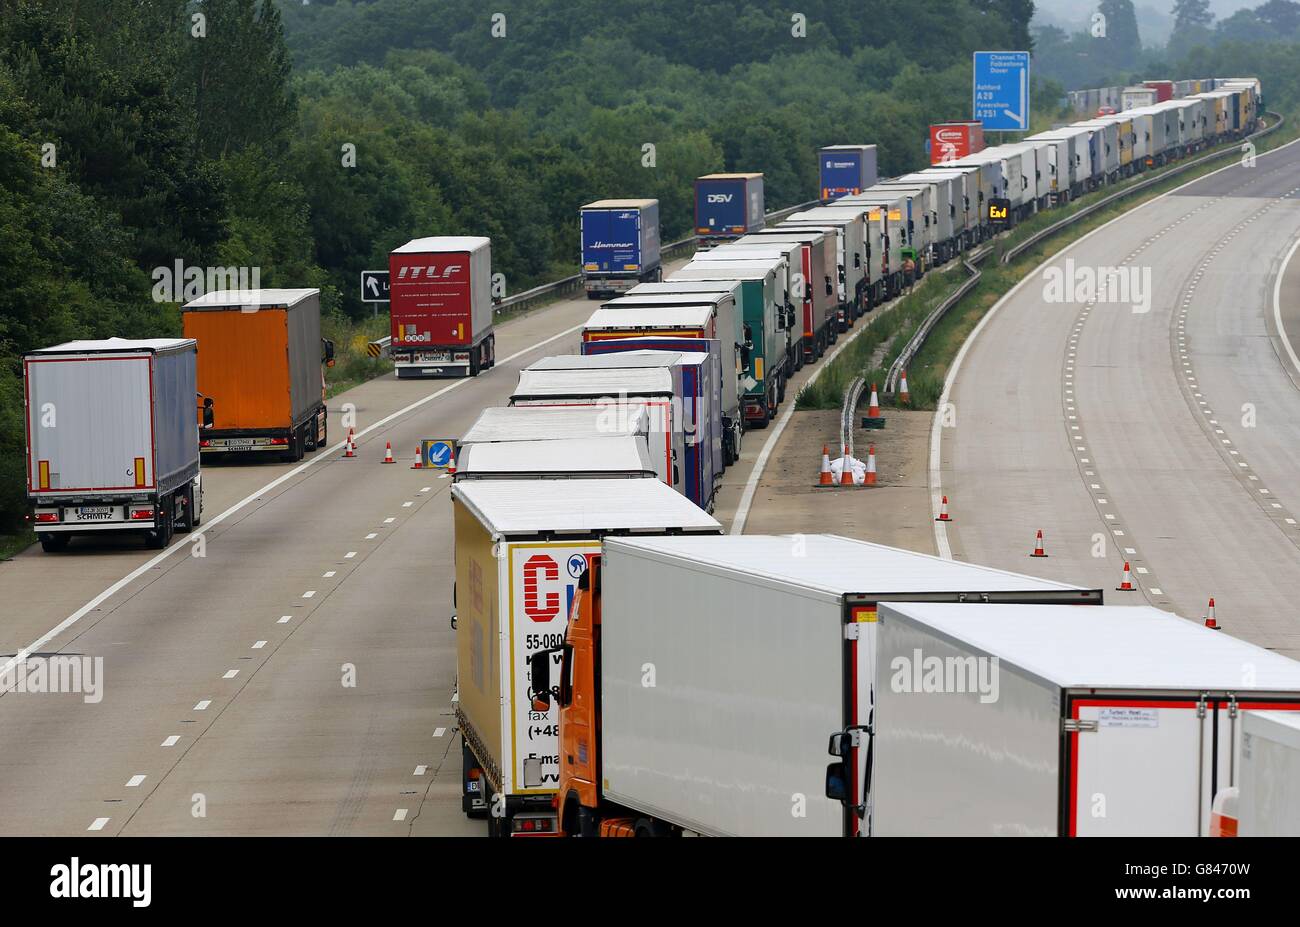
left=1065, top=695, right=1300, bottom=836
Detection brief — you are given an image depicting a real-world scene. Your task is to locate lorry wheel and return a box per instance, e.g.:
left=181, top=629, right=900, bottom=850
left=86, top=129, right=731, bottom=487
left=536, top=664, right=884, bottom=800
left=305, top=413, right=319, bottom=452
left=39, top=534, right=70, bottom=553
left=633, top=817, right=673, bottom=837
left=469, top=345, right=481, bottom=377
left=486, top=335, right=496, bottom=369
left=777, top=376, right=787, bottom=404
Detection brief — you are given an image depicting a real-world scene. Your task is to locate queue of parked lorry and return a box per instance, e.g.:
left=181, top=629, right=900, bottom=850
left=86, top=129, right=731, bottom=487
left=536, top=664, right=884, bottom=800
left=19, top=72, right=1295, bottom=839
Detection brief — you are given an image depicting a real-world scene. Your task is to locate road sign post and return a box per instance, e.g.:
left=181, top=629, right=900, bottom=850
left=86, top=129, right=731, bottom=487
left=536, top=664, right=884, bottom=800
left=361, top=270, right=391, bottom=317
left=973, top=51, right=1030, bottom=133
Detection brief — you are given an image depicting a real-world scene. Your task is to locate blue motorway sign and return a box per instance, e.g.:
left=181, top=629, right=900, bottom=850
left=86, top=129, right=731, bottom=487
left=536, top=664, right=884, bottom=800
left=973, top=51, right=1030, bottom=132
left=423, top=439, right=456, bottom=469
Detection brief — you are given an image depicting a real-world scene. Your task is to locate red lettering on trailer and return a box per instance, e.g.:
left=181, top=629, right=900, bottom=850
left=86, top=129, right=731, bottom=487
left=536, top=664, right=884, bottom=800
left=523, top=554, right=561, bottom=622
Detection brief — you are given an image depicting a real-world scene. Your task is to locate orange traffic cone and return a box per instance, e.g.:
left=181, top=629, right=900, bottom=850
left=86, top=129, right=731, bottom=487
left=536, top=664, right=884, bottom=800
left=899, top=370, right=910, bottom=406
left=935, top=495, right=952, bottom=522
left=446, top=446, right=457, bottom=476
left=411, top=444, right=423, bottom=469
left=342, top=428, right=356, bottom=459
left=864, top=445, right=877, bottom=485
left=862, top=383, right=886, bottom=429
left=818, top=445, right=833, bottom=486
left=840, top=445, right=854, bottom=485
left=1116, top=561, right=1136, bottom=591
left=382, top=441, right=395, bottom=464
left=1204, top=597, right=1221, bottom=630
left=1031, top=529, right=1048, bottom=557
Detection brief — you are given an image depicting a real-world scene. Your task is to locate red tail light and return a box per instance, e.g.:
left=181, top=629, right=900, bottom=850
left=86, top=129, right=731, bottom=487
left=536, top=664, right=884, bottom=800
left=270, top=438, right=288, bottom=446
left=130, top=509, right=155, bottom=520
left=35, top=512, right=59, bottom=523
left=200, top=439, right=211, bottom=447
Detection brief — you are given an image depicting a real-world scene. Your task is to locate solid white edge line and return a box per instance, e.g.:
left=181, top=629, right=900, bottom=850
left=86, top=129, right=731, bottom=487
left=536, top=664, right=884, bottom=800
left=2, top=322, right=585, bottom=676
left=731, top=319, right=881, bottom=535
left=930, top=134, right=1300, bottom=561
left=1272, top=236, right=1300, bottom=379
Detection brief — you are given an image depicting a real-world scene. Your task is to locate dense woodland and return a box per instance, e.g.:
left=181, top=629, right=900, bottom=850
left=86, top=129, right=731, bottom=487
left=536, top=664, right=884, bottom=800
left=0, top=0, right=1296, bottom=535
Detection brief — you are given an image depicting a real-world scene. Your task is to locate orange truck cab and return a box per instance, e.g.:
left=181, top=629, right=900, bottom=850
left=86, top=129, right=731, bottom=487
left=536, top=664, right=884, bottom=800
left=181, top=288, right=334, bottom=461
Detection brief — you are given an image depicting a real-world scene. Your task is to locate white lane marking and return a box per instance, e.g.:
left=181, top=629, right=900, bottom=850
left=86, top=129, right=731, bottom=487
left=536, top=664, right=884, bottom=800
left=223, top=670, right=239, bottom=679
left=732, top=319, right=881, bottom=535
left=432, top=727, right=446, bottom=738
left=383, top=517, right=395, bottom=524
left=451, top=691, right=459, bottom=703
left=126, top=775, right=146, bottom=788
left=365, top=533, right=378, bottom=540
left=420, top=487, right=431, bottom=493
left=161, top=736, right=180, bottom=747
left=393, top=809, right=408, bottom=822
left=323, top=571, right=336, bottom=578
left=88, top=817, right=110, bottom=832
left=1150, top=588, right=1164, bottom=595
left=402, top=501, right=413, bottom=508
left=278, top=615, right=292, bottom=624
left=3, top=322, right=586, bottom=675
left=929, top=137, right=1300, bottom=560
left=252, top=641, right=267, bottom=650
left=194, top=700, right=211, bottom=710
left=414, top=765, right=428, bottom=776
left=1272, top=236, right=1300, bottom=378
left=344, top=551, right=357, bottom=559
left=302, top=590, right=316, bottom=599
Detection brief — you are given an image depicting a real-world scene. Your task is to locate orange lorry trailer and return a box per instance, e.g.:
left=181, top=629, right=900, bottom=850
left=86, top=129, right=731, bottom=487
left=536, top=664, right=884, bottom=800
left=181, top=288, right=334, bottom=461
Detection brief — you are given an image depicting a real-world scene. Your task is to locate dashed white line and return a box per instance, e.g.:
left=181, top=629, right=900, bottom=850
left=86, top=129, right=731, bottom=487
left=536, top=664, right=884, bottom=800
left=278, top=615, right=292, bottom=624
left=393, top=809, right=409, bottom=822
left=414, top=765, right=428, bottom=776
left=344, top=551, right=357, bottom=559
left=383, top=517, right=396, bottom=524
left=194, top=700, right=211, bottom=711
left=161, top=735, right=180, bottom=747
left=223, top=670, right=239, bottom=679
left=88, top=817, right=110, bottom=832
left=365, top=533, right=378, bottom=540
left=125, top=775, right=146, bottom=788
left=252, top=640, right=267, bottom=650
left=323, top=571, right=336, bottom=578
left=432, top=727, right=447, bottom=738
left=302, top=590, right=316, bottom=599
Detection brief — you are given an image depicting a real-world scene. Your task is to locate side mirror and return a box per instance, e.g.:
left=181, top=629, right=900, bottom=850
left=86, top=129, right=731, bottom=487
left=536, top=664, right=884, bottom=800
left=825, top=277, right=833, bottom=297
left=202, top=397, right=214, bottom=429
left=323, top=339, right=335, bottom=367
left=825, top=762, right=848, bottom=802
left=529, top=649, right=552, bottom=713
left=854, top=253, right=861, bottom=268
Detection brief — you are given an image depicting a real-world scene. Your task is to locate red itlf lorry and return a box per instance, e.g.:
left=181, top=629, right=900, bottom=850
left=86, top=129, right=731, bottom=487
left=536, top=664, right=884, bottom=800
left=528, top=534, right=1100, bottom=836
left=389, top=236, right=495, bottom=378
left=182, top=288, right=333, bottom=461
left=24, top=338, right=210, bottom=551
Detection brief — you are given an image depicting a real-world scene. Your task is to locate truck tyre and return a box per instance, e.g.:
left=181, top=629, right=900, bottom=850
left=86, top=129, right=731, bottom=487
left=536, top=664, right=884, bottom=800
left=486, top=335, right=496, bottom=369
left=305, top=412, right=319, bottom=452
left=39, top=534, right=69, bottom=553
left=633, top=817, right=673, bottom=837
left=469, top=345, right=481, bottom=377
left=777, top=375, right=787, bottom=404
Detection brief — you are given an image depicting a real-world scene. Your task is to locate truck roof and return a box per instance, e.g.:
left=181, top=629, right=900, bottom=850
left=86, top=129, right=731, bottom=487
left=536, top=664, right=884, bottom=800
left=627, top=281, right=740, bottom=297
left=451, top=478, right=720, bottom=536
left=527, top=352, right=704, bottom=370
left=461, top=405, right=649, bottom=443
left=584, top=306, right=716, bottom=330
left=28, top=337, right=196, bottom=356
left=581, top=199, right=658, bottom=210
left=392, top=236, right=490, bottom=254
left=670, top=262, right=780, bottom=282
left=819, top=144, right=876, bottom=152
left=456, top=436, right=656, bottom=478
left=181, top=288, right=318, bottom=310
left=605, top=293, right=727, bottom=308
left=746, top=229, right=827, bottom=240
left=881, top=602, right=1300, bottom=692
left=606, top=535, right=1096, bottom=602
left=697, top=172, right=763, bottom=181
left=512, top=367, right=674, bottom=399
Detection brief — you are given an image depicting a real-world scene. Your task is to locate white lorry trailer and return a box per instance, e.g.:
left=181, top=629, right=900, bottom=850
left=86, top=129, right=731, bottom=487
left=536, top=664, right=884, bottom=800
left=582, top=534, right=1100, bottom=836
left=24, top=338, right=206, bottom=551
left=1235, top=710, right=1300, bottom=836
left=865, top=602, right=1300, bottom=836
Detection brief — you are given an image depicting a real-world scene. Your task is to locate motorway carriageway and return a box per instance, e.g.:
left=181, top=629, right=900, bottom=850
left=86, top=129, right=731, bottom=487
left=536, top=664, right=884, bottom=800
left=0, top=253, right=868, bottom=835
left=937, top=136, right=1300, bottom=661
